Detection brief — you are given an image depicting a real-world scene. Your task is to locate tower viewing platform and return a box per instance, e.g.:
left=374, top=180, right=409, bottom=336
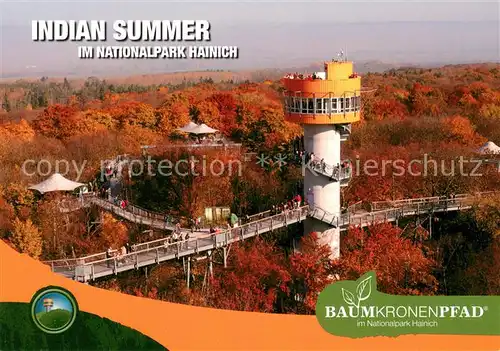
left=281, top=60, right=362, bottom=125
left=281, top=57, right=363, bottom=259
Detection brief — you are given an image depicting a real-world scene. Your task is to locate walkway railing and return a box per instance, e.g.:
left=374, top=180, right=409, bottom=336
left=316, top=193, right=483, bottom=229
left=371, top=191, right=495, bottom=211
left=48, top=191, right=498, bottom=280
left=48, top=207, right=309, bottom=281
left=89, top=197, right=177, bottom=230
left=345, top=200, right=364, bottom=214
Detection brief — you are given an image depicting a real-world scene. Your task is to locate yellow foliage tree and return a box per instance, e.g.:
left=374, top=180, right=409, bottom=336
left=4, top=183, right=35, bottom=213
left=80, top=110, right=116, bottom=129
left=10, top=217, right=43, bottom=259
left=109, top=101, right=157, bottom=129
left=0, top=119, right=35, bottom=142
left=155, top=107, right=189, bottom=135
left=101, top=212, right=129, bottom=249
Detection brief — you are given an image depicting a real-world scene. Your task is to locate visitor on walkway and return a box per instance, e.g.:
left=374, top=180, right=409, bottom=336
left=230, top=213, right=238, bottom=228
left=119, top=245, right=127, bottom=264
left=176, top=233, right=183, bottom=251
left=190, top=218, right=195, bottom=233
left=294, top=194, right=302, bottom=208
left=106, top=247, right=113, bottom=268
left=125, top=242, right=131, bottom=254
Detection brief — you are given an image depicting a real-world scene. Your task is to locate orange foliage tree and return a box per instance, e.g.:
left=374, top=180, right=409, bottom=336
left=0, top=196, right=15, bottom=236
left=287, top=232, right=336, bottom=314
left=101, top=212, right=129, bottom=249
left=205, top=238, right=290, bottom=312
left=32, top=104, right=80, bottom=140
left=333, top=223, right=438, bottom=295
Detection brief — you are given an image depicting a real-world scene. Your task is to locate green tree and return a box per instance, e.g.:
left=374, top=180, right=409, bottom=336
left=2, top=93, right=11, bottom=112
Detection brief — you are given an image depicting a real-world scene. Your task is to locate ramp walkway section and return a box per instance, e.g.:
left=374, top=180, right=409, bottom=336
left=46, top=206, right=309, bottom=281
left=309, top=192, right=495, bottom=229
left=46, top=191, right=496, bottom=282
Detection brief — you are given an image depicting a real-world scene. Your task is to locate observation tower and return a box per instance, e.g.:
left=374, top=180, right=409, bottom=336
left=282, top=54, right=362, bottom=259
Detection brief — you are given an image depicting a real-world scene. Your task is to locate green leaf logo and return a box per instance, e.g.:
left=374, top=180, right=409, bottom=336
left=341, top=276, right=372, bottom=309
left=341, top=288, right=356, bottom=307
left=316, top=271, right=500, bottom=338
left=356, top=276, right=372, bottom=303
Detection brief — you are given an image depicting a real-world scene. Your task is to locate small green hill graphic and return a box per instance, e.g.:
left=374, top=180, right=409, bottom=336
left=0, top=302, right=167, bottom=350
left=37, top=309, right=72, bottom=329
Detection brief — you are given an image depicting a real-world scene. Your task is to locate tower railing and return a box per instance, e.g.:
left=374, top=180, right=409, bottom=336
left=307, top=159, right=352, bottom=182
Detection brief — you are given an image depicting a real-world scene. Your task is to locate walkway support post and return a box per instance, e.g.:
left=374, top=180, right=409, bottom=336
left=208, top=250, right=213, bottom=277
left=186, top=257, right=191, bottom=290
left=429, top=213, right=432, bottom=238
left=223, top=247, right=227, bottom=268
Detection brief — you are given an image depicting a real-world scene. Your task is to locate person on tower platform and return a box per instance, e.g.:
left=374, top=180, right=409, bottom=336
left=296, top=194, right=302, bottom=205
left=320, top=158, right=326, bottom=173
left=310, top=152, right=316, bottom=166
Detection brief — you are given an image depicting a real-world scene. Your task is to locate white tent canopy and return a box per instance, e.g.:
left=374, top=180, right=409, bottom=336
left=186, top=123, right=218, bottom=135
left=28, top=173, right=86, bottom=194
left=478, top=141, right=500, bottom=155
left=177, top=122, right=198, bottom=133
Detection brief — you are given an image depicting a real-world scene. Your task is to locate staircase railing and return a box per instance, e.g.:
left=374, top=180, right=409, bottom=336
left=308, top=160, right=352, bottom=182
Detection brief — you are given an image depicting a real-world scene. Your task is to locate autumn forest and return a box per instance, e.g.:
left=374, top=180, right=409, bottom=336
left=0, top=63, right=499, bottom=314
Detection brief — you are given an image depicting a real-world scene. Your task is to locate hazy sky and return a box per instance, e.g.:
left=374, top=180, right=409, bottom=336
left=1, top=1, right=498, bottom=25
left=0, top=1, right=498, bottom=78
left=34, top=292, right=73, bottom=314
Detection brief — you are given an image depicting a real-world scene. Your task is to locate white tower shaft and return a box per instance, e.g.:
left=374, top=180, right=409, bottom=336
left=303, top=124, right=341, bottom=259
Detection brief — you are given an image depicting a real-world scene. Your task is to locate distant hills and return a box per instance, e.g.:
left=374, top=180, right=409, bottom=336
left=2, top=60, right=498, bottom=88
left=0, top=60, right=417, bottom=86
left=1, top=20, right=498, bottom=80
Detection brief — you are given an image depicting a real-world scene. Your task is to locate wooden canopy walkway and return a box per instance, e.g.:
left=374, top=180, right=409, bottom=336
left=46, top=192, right=495, bottom=282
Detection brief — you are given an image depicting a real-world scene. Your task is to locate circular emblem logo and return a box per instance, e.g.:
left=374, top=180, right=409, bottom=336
left=30, top=286, right=78, bottom=334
